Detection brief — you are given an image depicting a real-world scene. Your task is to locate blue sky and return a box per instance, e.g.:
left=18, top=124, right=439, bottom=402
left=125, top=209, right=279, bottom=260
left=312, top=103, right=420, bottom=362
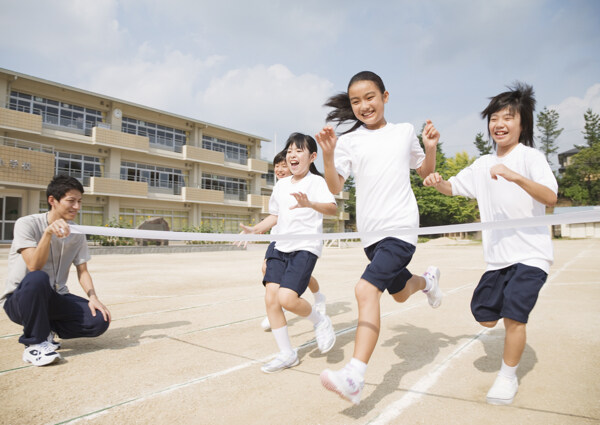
left=1, top=0, right=599, bottom=168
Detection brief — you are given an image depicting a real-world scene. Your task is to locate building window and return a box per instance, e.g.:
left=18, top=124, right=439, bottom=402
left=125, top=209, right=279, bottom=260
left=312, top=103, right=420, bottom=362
left=119, top=208, right=188, bottom=231
left=38, top=200, right=104, bottom=227
left=120, top=161, right=186, bottom=194
left=202, top=136, right=248, bottom=165
left=55, top=152, right=103, bottom=185
left=201, top=173, right=248, bottom=201
left=9, top=91, right=103, bottom=135
left=201, top=212, right=250, bottom=233
left=121, top=117, right=186, bottom=153
left=262, top=170, right=275, bottom=186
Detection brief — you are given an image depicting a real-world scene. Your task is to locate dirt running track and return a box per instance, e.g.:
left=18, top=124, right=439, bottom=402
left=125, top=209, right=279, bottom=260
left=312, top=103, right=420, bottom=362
left=0, top=239, right=598, bottom=425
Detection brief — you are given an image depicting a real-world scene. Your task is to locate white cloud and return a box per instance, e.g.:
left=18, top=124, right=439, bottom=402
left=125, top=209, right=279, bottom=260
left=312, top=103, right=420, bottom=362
left=82, top=48, right=224, bottom=115
left=200, top=64, right=334, bottom=149
left=550, top=83, right=600, bottom=151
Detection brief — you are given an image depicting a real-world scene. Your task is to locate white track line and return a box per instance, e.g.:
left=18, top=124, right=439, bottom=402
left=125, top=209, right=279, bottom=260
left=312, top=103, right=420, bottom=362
left=362, top=244, right=591, bottom=424
left=56, top=283, right=478, bottom=424
left=366, top=329, right=489, bottom=425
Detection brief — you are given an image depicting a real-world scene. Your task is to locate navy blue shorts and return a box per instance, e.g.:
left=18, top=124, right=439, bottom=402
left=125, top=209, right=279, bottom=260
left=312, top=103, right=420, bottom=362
left=471, top=263, right=547, bottom=324
left=362, top=237, right=415, bottom=294
left=264, top=241, right=276, bottom=259
left=263, top=248, right=317, bottom=296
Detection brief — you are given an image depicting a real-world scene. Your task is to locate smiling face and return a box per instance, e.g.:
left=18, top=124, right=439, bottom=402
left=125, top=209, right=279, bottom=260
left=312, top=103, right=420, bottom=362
left=48, top=189, right=82, bottom=222
left=489, top=107, right=522, bottom=156
left=286, top=143, right=316, bottom=179
left=274, top=160, right=291, bottom=180
left=348, top=79, right=389, bottom=130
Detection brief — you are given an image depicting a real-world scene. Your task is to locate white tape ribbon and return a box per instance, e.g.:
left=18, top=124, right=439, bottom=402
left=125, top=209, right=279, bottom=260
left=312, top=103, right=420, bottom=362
left=70, top=210, right=600, bottom=243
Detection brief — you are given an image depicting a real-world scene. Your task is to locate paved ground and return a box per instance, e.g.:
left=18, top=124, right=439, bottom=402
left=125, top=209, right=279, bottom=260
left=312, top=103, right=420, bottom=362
left=0, top=238, right=598, bottom=425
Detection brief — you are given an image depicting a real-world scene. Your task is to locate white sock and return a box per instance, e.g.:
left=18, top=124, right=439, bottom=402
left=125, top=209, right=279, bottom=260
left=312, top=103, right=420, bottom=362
left=347, top=357, right=367, bottom=378
left=423, top=273, right=433, bottom=292
left=307, top=305, right=323, bottom=325
left=272, top=326, right=294, bottom=355
left=313, top=290, right=325, bottom=304
left=499, top=359, right=518, bottom=379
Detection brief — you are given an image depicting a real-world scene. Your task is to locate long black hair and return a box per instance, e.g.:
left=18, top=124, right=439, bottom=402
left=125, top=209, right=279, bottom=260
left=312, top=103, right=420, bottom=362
left=324, top=71, right=387, bottom=135
left=481, top=82, right=536, bottom=148
left=283, top=132, right=322, bottom=176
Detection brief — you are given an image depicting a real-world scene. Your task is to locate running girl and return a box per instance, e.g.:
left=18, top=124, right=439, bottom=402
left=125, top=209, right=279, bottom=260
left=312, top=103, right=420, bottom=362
left=241, top=133, right=337, bottom=373
left=315, top=71, right=443, bottom=405
left=245, top=149, right=327, bottom=331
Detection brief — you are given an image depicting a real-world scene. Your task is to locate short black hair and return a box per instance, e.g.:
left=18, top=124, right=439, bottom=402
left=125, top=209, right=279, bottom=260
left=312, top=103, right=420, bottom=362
left=46, top=175, right=84, bottom=209
left=273, top=149, right=287, bottom=165
left=481, top=82, right=536, bottom=147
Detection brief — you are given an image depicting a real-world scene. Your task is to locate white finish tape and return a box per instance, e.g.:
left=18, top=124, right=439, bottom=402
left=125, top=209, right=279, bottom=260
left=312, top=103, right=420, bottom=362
left=70, top=210, right=600, bottom=242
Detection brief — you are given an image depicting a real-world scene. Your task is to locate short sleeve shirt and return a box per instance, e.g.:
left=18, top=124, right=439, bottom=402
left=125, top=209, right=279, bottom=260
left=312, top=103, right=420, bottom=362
left=1, top=213, right=91, bottom=305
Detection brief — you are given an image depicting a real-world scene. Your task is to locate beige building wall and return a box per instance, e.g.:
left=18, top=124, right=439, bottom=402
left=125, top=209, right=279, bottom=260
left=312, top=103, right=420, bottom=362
left=0, top=67, right=347, bottom=241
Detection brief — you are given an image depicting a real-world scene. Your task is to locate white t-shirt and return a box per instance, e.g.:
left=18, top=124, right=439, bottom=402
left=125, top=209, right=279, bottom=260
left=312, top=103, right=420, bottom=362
left=1, top=213, right=91, bottom=306
left=335, top=122, right=425, bottom=248
left=449, top=143, right=558, bottom=273
left=269, top=172, right=336, bottom=257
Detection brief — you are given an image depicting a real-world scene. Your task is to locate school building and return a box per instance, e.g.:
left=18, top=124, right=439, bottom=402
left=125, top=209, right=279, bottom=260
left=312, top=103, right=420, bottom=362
left=0, top=68, right=348, bottom=242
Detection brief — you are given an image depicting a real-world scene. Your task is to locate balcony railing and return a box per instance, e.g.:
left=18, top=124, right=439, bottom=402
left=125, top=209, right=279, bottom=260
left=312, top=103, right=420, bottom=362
left=1, top=137, right=54, bottom=154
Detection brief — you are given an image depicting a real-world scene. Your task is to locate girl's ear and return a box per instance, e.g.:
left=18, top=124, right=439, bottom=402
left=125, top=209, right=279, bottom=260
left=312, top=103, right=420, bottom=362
left=309, top=151, right=317, bottom=162
left=383, top=90, right=389, bottom=104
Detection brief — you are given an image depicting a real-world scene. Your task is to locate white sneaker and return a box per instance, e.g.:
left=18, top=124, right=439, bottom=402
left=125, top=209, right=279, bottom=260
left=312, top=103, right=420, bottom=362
left=261, top=350, right=299, bottom=373
left=320, top=367, right=365, bottom=405
left=486, top=374, right=518, bottom=405
left=47, top=331, right=61, bottom=351
left=314, top=295, right=326, bottom=316
left=22, top=341, right=61, bottom=366
left=260, top=316, right=271, bottom=331
left=423, top=266, right=443, bottom=308
left=314, top=315, right=336, bottom=354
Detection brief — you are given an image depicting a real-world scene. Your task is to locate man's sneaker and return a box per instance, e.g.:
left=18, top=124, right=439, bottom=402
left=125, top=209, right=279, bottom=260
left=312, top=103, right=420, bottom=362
left=260, top=316, right=271, bottom=331
left=47, top=331, right=61, bottom=351
left=486, top=374, right=518, bottom=405
left=314, top=295, right=326, bottom=316
left=423, top=266, right=443, bottom=308
left=261, top=350, right=299, bottom=373
left=314, top=315, right=336, bottom=354
left=320, top=367, right=365, bottom=405
left=22, top=341, right=61, bottom=366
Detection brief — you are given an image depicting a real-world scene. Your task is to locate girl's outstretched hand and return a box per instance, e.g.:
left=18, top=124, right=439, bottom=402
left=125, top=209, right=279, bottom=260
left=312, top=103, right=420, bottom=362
left=290, top=192, right=313, bottom=209
left=422, top=120, right=440, bottom=149
left=315, top=126, right=338, bottom=158
left=235, top=222, right=260, bottom=248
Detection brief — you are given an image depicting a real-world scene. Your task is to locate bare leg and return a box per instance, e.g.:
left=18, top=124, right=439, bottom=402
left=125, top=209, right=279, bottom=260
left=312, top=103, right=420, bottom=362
left=265, top=282, right=286, bottom=329
left=503, top=318, right=526, bottom=366
left=278, top=287, right=312, bottom=317
left=352, top=279, right=383, bottom=363
left=308, top=276, right=320, bottom=293
left=391, top=274, right=426, bottom=303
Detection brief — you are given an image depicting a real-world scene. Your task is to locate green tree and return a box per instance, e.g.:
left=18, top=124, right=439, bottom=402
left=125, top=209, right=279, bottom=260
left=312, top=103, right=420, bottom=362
left=536, top=107, right=563, bottom=166
left=343, top=175, right=356, bottom=231
left=559, top=143, right=600, bottom=205
left=581, top=108, right=600, bottom=148
left=474, top=131, right=492, bottom=156
left=412, top=124, right=479, bottom=226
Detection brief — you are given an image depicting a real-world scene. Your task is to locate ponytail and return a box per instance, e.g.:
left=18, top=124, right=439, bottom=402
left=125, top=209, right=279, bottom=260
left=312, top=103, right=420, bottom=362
left=323, top=71, right=387, bottom=135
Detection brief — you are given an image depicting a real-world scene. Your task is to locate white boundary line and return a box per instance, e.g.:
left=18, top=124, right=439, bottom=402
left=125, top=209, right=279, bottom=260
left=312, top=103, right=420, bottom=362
left=361, top=242, right=592, bottom=424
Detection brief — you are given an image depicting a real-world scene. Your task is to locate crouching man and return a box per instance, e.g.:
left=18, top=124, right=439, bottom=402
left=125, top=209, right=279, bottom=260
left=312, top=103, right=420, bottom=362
left=1, top=175, right=110, bottom=366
